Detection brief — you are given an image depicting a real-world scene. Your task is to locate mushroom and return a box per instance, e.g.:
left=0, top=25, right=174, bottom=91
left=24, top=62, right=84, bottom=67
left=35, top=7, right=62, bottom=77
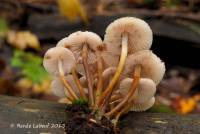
left=43, top=47, right=76, bottom=76
left=105, top=50, right=165, bottom=116
left=105, top=65, right=141, bottom=116
left=104, top=17, right=152, bottom=56
left=51, top=75, right=80, bottom=100
left=57, top=31, right=103, bottom=64
left=94, top=67, right=117, bottom=107
left=57, top=31, right=104, bottom=106
left=98, top=17, right=153, bottom=106
left=124, top=50, right=165, bottom=85
left=43, top=47, right=78, bottom=100
left=118, top=78, right=156, bottom=104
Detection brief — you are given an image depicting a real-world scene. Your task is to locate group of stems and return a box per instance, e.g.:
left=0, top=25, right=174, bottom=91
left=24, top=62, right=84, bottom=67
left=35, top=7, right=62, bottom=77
left=57, top=33, right=142, bottom=121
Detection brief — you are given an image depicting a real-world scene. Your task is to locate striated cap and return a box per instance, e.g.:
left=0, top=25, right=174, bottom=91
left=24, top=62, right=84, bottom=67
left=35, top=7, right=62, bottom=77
left=43, top=47, right=76, bottom=76
left=104, top=17, right=152, bottom=56
left=118, top=78, right=156, bottom=104
left=124, top=50, right=165, bottom=85
left=131, top=97, right=155, bottom=112
left=57, top=31, right=103, bottom=64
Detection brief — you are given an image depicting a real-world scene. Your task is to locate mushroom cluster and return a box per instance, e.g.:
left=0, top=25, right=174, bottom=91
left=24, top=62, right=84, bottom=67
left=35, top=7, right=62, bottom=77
left=43, top=17, right=165, bottom=124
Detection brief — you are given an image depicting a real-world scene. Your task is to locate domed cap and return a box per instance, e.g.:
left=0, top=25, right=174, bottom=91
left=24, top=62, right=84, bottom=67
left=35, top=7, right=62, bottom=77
left=118, top=78, right=156, bottom=104
left=43, top=47, right=76, bottom=76
left=57, top=31, right=103, bottom=64
left=104, top=17, right=153, bottom=56
left=124, top=50, right=165, bottom=85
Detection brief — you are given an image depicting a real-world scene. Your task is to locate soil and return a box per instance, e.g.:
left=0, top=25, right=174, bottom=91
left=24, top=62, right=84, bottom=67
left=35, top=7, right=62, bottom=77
left=64, top=104, right=116, bottom=134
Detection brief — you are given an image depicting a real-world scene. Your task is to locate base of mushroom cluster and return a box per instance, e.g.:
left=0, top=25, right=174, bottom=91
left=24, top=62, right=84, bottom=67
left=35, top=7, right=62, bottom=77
left=64, top=104, right=117, bottom=134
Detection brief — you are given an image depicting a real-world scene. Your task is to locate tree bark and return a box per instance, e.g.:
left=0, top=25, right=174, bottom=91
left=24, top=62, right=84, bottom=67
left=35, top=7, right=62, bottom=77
left=0, top=95, right=199, bottom=134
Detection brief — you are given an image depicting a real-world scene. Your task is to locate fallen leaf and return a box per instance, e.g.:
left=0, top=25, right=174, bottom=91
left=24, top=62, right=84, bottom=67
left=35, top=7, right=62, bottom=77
left=57, top=0, right=88, bottom=24
left=7, top=31, right=40, bottom=50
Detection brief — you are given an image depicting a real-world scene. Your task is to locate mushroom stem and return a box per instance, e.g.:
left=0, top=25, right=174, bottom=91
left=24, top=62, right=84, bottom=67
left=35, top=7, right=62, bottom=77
left=98, top=33, right=128, bottom=106
left=114, top=103, right=131, bottom=128
left=72, top=67, right=87, bottom=100
left=110, top=98, right=123, bottom=105
left=95, top=55, right=103, bottom=107
left=82, top=45, right=95, bottom=106
left=58, top=59, right=79, bottom=100
left=105, top=65, right=141, bottom=116
left=110, top=93, right=123, bottom=102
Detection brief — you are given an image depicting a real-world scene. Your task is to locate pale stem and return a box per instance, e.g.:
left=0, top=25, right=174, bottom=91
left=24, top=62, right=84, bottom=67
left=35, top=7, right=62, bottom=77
left=98, top=33, right=128, bottom=106
left=72, top=67, right=87, bottom=100
left=82, top=45, right=95, bottom=106
left=58, top=59, right=79, bottom=100
left=105, top=65, right=141, bottom=116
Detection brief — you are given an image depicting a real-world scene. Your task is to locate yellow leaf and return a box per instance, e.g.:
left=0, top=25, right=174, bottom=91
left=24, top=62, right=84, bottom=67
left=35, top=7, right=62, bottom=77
left=180, top=98, right=196, bottom=114
left=7, top=31, right=40, bottom=50
left=16, top=78, right=32, bottom=90
left=57, top=0, right=89, bottom=24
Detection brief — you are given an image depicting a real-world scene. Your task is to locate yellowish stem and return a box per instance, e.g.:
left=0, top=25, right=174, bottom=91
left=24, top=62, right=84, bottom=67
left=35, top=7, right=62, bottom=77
left=58, top=59, right=79, bottom=100
left=114, top=103, right=131, bottom=128
left=105, top=65, right=141, bottom=116
left=82, top=45, right=95, bottom=106
left=98, top=34, right=128, bottom=106
left=72, top=67, right=87, bottom=100
left=95, top=54, right=103, bottom=107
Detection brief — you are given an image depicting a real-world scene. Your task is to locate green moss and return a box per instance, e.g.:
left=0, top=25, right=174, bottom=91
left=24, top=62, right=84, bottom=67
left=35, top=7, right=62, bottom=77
left=148, top=105, right=175, bottom=113
left=72, top=98, right=88, bottom=106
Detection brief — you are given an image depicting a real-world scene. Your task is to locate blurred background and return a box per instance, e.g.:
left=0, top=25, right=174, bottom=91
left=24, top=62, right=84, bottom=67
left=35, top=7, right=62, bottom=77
left=0, top=0, right=200, bottom=114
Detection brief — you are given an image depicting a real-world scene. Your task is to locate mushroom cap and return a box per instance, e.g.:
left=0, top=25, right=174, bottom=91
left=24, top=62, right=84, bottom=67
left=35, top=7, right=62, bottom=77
left=102, top=67, right=117, bottom=89
left=118, top=78, right=156, bottom=104
left=43, top=47, right=76, bottom=76
left=51, top=75, right=79, bottom=97
left=104, top=17, right=152, bottom=56
left=57, top=31, right=103, bottom=64
left=124, top=50, right=165, bottom=85
left=102, top=67, right=117, bottom=80
left=101, top=51, right=119, bottom=67
left=131, top=97, right=155, bottom=112
left=79, top=76, right=88, bottom=88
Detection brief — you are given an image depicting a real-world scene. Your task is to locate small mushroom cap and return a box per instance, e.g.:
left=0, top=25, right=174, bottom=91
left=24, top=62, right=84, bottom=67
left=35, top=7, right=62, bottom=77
left=124, top=50, right=165, bottom=85
left=57, top=31, right=103, bottom=64
left=102, top=67, right=117, bottom=80
left=131, top=97, right=155, bottom=112
left=118, top=78, right=156, bottom=104
left=101, top=52, right=119, bottom=67
left=102, top=67, right=117, bottom=89
left=51, top=75, right=79, bottom=97
left=79, top=76, right=88, bottom=88
left=43, top=47, right=76, bottom=76
left=104, top=17, right=152, bottom=56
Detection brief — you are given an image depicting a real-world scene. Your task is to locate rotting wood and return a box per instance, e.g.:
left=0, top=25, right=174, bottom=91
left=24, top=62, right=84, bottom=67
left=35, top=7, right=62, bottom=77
left=0, top=95, right=199, bottom=134
left=27, top=14, right=200, bottom=45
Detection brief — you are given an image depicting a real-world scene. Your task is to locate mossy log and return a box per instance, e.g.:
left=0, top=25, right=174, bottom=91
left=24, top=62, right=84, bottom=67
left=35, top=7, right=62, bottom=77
left=0, top=95, right=199, bottom=134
